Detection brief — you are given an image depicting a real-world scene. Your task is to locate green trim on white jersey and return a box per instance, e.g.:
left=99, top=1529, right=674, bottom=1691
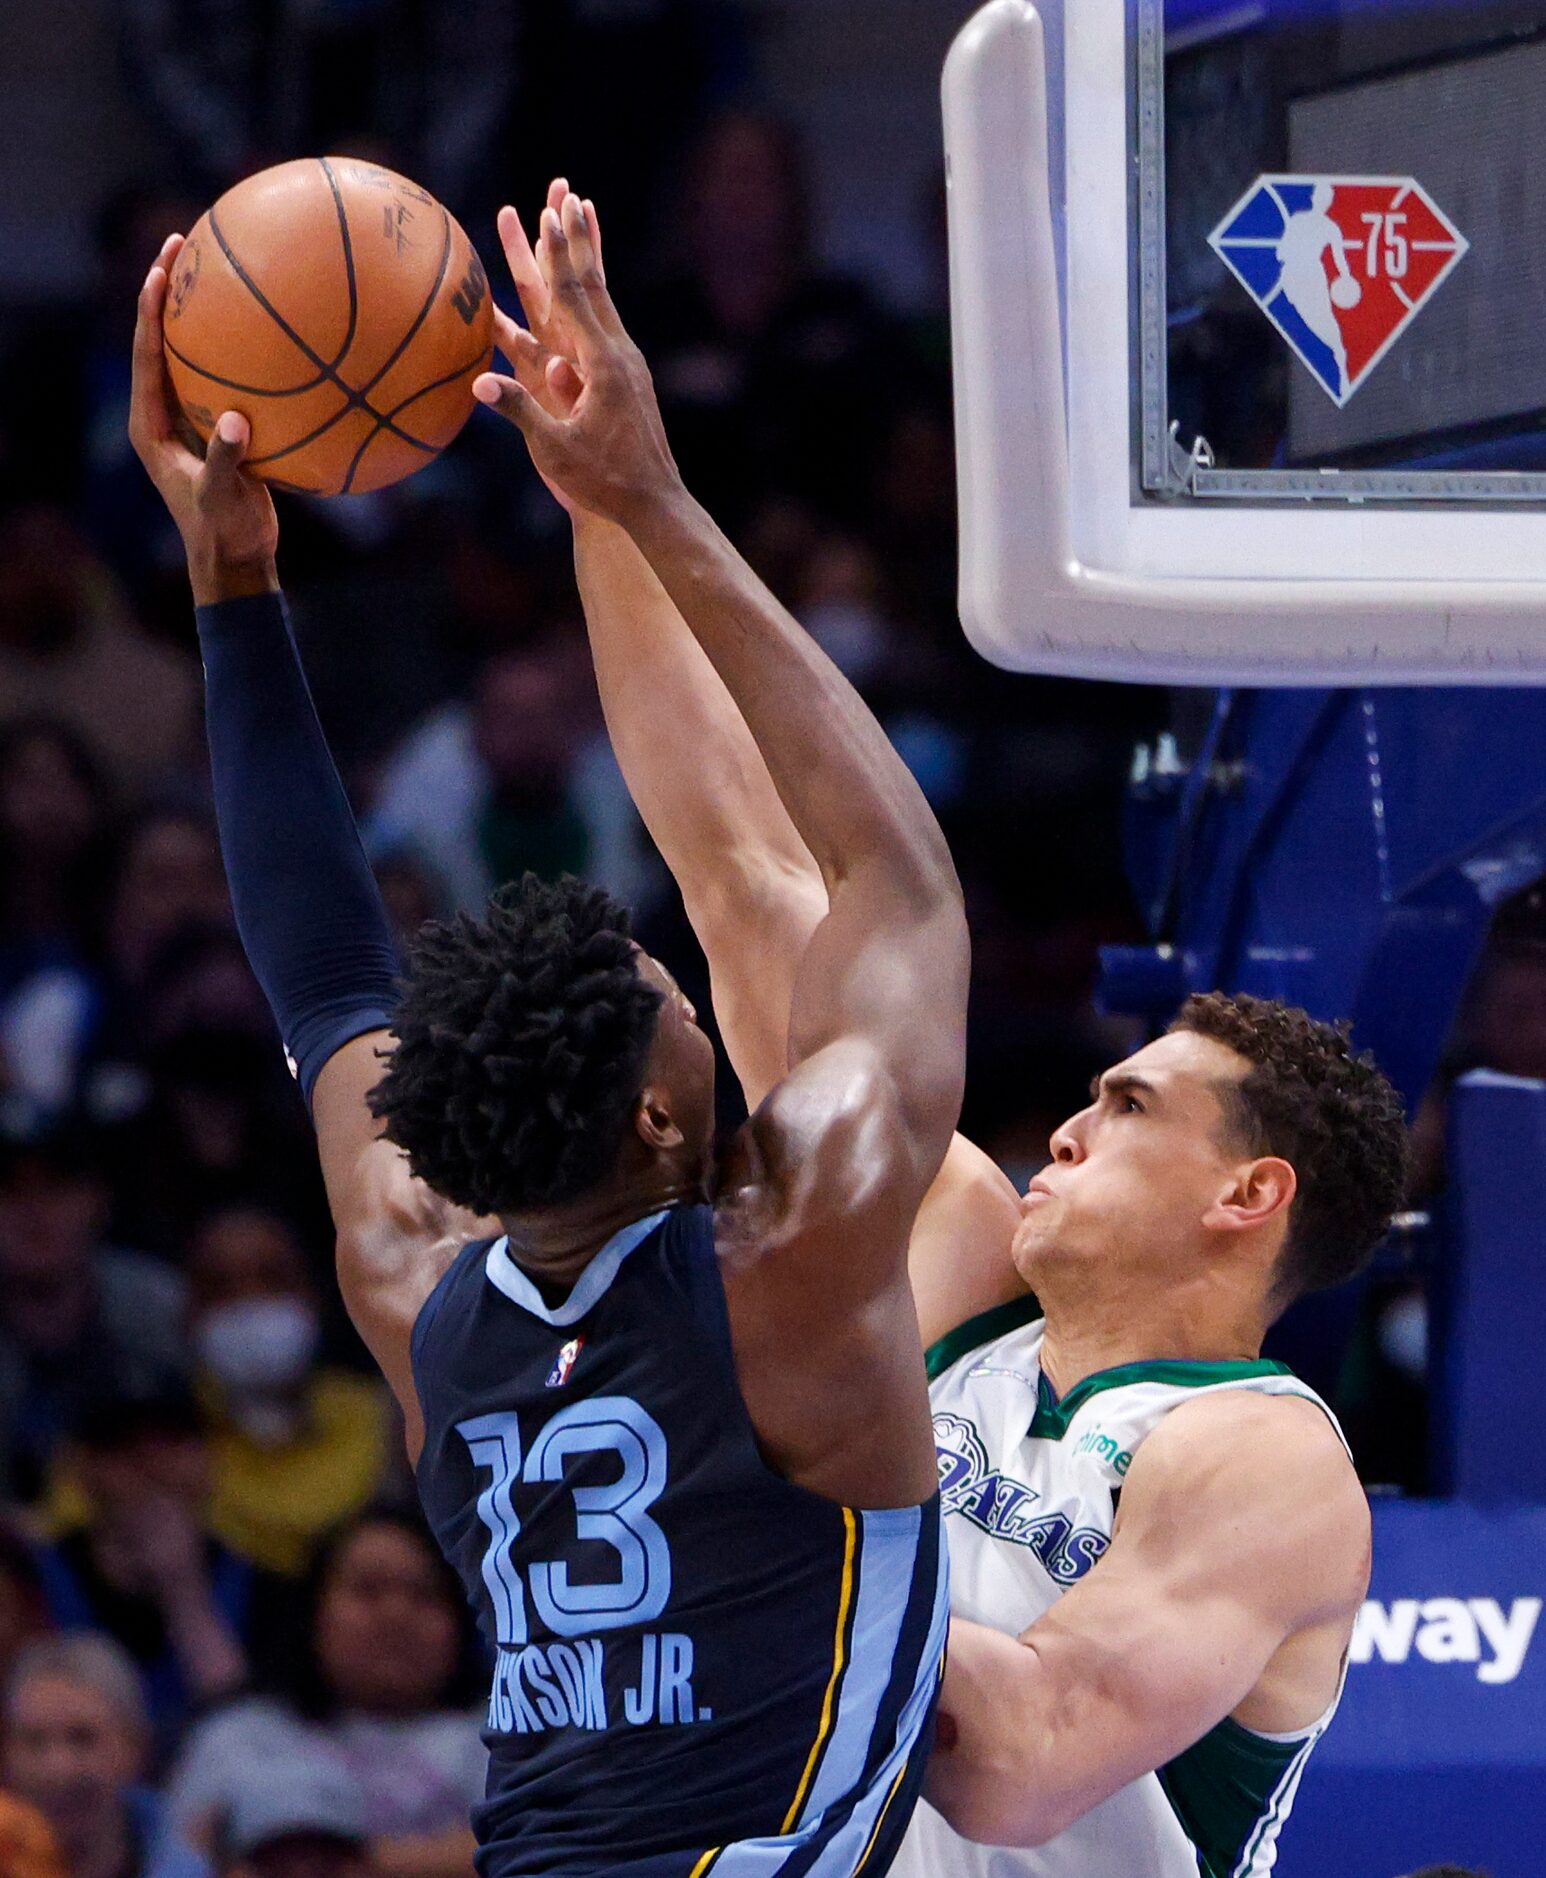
left=900, top=1309, right=1346, bottom=1878
left=1028, top=1355, right=1293, bottom=1441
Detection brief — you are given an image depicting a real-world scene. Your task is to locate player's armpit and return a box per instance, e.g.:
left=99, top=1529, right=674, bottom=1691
left=909, top=1134, right=1027, bottom=1351
left=315, top=1034, right=492, bottom=1454
left=926, top=1392, right=1370, bottom=1847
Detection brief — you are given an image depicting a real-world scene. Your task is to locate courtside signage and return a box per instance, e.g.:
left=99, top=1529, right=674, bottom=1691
left=1209, top=175, right=1469, bottom=407
left=1350, top=1596, right=1541, bottom=1686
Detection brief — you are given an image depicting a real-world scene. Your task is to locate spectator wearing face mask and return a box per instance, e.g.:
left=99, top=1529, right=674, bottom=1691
left=188, top=1208, right=389, bottom=1579
left=215, top=1757, right=371, bottom=1878
left=3, top=1632, right=209, bottom=1878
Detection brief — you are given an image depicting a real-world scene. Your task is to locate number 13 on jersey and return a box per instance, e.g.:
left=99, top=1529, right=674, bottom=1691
left=458, top=1395, right=672, bottom=1644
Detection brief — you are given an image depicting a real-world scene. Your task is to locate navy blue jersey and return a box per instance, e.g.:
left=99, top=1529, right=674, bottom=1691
left=412, top=1203, right=947, bottom=1878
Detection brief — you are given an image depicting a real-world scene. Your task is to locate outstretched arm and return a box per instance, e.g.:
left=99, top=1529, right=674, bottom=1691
left=129, top=242, right=479, bottom=1453
left=494, top=192, right=1022, bottom=1345
left=478, top=194, right=972, bottom=1501
left=572, top=511, right=1023, bottom=1344
left=482, top=194, right=967, bottom=1167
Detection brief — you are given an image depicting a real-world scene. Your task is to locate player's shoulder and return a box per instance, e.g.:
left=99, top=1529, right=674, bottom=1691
left=1120, top=1386, right=1370, bottom=1624
left=1132, top=1387, right=1368, bottom=1563
left=717, top=1038, right=908, bottom=1244
left=1143, top=1383, right=1357, bottom=1490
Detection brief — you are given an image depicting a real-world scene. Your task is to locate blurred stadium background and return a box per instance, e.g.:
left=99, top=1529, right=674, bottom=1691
left=0, top=3, right=1539, bottom=1876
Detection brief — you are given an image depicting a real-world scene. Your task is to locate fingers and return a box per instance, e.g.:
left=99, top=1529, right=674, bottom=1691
left=490, top=301, right=586, bottom=420
left=498, top=203, right=551, bottom=334
left=129, top=259, right=176, bottom=453
left=559, top=193, right=621, bottom=335
left=130, top=242, right=202, bottom=481
left=539, top=200, right=619, bottom=364
left=198, top=410, right=251, bottom=508
left=495, top=311, right=557, bottom=396
left=584, top=198, right=605, bottom=284
left=473, top=370, right=563, bottom=448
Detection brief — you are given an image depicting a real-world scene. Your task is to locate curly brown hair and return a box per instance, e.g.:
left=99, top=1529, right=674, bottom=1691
left=1171, top=991, right=1410, bottom=1307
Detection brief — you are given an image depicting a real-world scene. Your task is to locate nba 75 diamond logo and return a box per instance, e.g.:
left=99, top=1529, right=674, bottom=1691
left=1209, top=176, right=1468, bottom=407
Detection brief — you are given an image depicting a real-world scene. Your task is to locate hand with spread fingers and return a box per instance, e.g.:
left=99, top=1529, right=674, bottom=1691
left=476, top=190, right=682, bottom=527
left=128, top=233, right=279, bottom=607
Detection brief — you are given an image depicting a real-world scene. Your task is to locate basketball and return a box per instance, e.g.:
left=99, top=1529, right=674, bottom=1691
left=162, top=157, right=494, bottom=496
left=1330, top=274, right=1362, bottom=310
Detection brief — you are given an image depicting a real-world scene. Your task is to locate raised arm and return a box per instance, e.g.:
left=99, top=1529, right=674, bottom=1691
left=494, top=191, right=1022, bottom=1344
left=129, top=242, right=477, bottom=1451
left=573, top=510, right=825, bottom=1105
left=925, top=1394, right=1370, bottom=1847
left=483, top=193, right=967, bottom=1158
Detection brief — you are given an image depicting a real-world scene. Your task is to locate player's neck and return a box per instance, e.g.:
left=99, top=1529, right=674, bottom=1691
left=1037, top=1276, right=1267, bottom=1400
left=500, top=1170, right=700, bottom=1289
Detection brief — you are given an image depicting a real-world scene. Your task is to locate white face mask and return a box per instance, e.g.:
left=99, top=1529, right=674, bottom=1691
left=195, top=1296, right=320, bottom=1396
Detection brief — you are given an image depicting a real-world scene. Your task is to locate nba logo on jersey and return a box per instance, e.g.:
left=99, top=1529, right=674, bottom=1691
left=546, top=1337, right=584, bottom=1388
left=1209, top=175, right=1468, bottom=407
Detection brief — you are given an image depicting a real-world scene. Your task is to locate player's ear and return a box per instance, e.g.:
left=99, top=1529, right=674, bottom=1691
left=1202, top=1156, right=1296, bottom=1236
left=634, top=1086, right=685, bottom=1154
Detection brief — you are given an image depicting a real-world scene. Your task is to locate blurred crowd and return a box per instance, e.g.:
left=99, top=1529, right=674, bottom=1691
left=0, top=6, right=1160, bottom=1874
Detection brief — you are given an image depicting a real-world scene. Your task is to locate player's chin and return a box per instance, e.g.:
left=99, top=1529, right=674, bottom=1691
left=1009, top=1212, right=1053, bottom=1284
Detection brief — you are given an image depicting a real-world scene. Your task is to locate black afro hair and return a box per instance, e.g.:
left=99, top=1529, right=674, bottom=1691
left=369, top=875, right=665, bottom=1216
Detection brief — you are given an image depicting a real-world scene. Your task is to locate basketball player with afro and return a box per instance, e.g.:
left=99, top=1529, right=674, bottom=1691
left=129, top=218, right=962, bottom=1875
left=486, top=183, right=1411, bottom=1877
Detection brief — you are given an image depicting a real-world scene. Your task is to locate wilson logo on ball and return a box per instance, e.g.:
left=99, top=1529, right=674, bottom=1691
left=451, top=252, right=490, bottom=328
left=1208, top=174, right=1469, bottom=407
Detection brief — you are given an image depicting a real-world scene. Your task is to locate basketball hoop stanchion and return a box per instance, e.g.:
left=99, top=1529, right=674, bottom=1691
left=944, top=0, right=1546, bottom=685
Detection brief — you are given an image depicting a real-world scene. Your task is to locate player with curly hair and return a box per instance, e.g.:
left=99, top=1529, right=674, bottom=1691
left=127, top=198, right=965, bottom=1875
left=492, top=185, right=1412, bottom=1878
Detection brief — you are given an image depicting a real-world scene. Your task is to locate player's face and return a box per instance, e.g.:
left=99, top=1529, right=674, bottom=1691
left=633, top=952, right=717, bottom=1172
left=1011, top=1030, right=1255, bottom=1289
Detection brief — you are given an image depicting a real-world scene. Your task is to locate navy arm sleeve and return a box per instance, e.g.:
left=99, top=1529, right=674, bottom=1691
left=196, top=591, right=400, bottom=1108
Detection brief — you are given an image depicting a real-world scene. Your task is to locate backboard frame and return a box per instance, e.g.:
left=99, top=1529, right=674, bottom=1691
left=943, top=0, right=1546, bottom=682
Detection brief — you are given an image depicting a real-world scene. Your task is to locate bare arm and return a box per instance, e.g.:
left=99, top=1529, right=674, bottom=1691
left=572, top=511, right=826, bottom=1106
left=478, top=192, right=972, bottom=1501
left=573, top=514, right=1023, bottom=1340
left=926, top=1393, right=1370, bottom=1847
left=313, top=1038, right=488, bottom=1452
left=491, top=192, right=1021, bottom=1346
left=487, top=194, right=967, bottom=1121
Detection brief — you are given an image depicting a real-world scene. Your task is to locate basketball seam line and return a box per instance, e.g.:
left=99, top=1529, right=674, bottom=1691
left=339, top=202, right=457, bottom=494
left=204, top=202, right=439, bottom=460
left=238, top=342, right=489, bottom=476
left=318, top=156, right=362, bottom=376
left=165, top=160, right=366, bottom=402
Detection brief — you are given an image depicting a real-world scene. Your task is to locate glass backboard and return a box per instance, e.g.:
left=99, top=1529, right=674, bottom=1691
left=1153, top=0, right=1546, bottom=503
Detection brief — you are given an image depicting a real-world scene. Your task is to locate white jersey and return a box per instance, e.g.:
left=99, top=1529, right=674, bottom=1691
left=892, top=1308, right=1347, bottom=1878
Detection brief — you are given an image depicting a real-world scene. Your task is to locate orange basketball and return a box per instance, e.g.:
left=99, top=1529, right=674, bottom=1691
left=163, top=157, right=494, bottom=497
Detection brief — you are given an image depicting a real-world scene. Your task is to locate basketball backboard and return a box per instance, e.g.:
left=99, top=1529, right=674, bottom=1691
left=945, top=0, right=1546, bottom=682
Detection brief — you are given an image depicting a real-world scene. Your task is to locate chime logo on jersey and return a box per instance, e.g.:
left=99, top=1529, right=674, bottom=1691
left=1208, top=175, right=1468, bottom=407
left=546, top=1337, right=584, bottom=1389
